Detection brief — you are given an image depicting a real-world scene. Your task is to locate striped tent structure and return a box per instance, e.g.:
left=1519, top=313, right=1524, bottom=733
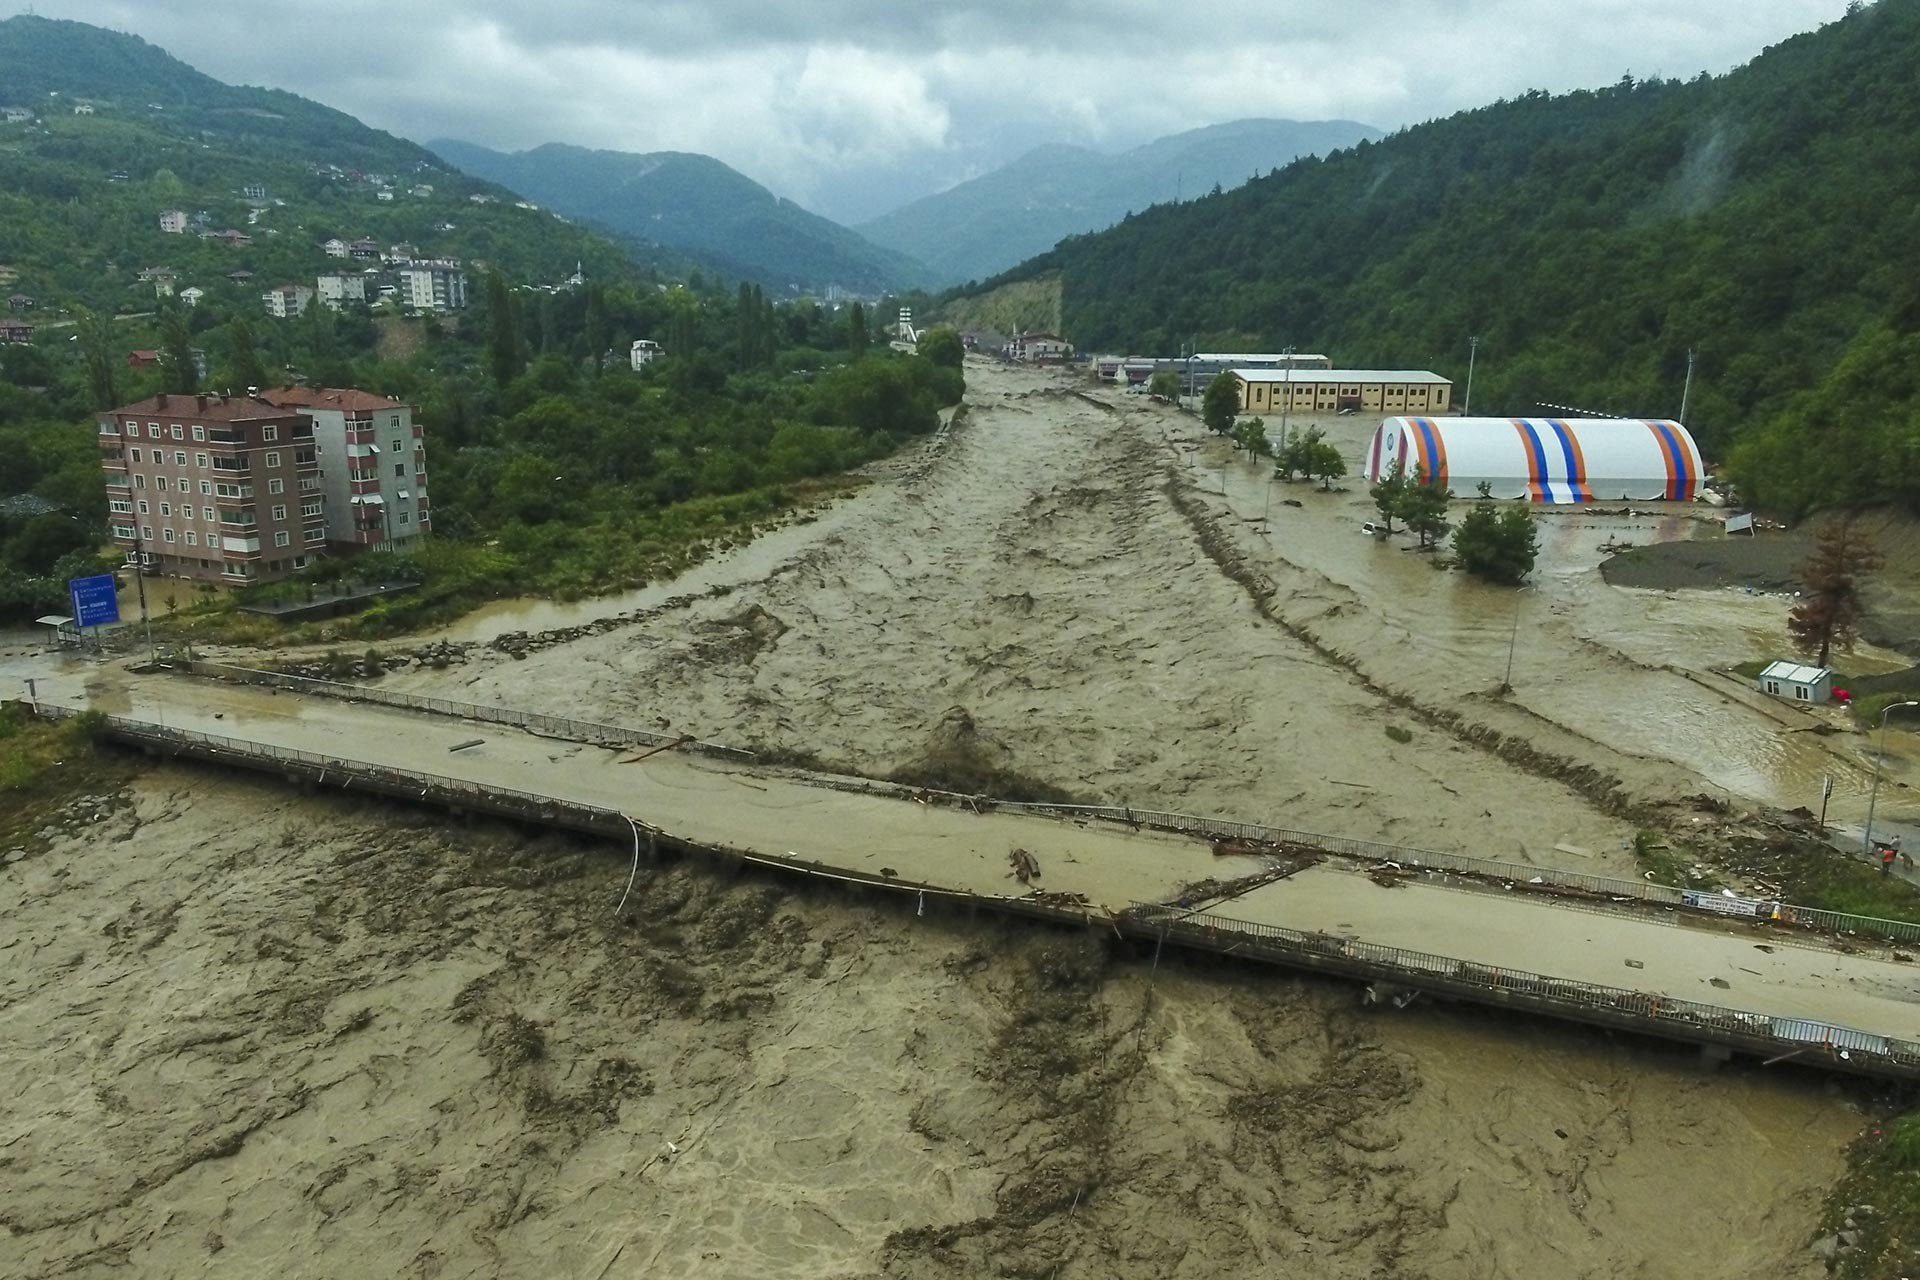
left=1363, top=417, right=1704, bottom=503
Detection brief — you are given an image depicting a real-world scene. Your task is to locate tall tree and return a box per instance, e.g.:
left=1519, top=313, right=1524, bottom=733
left=485, top=273, right=521, bottom=387
left=225, top=316, right=267, bottom=392
left=847, top=302, right=869, bottom=357
left=1370, top=460, right=1411, bottom=533
left=74, top=307, right=119, bottom=409
left=1403, top=467, right=1454, bottom=550
left=1452, top=483, right=1538, bottom=581
left=157, top=306, right=197, bottom=395
left=583, top=284, right=609, bottom=376
left=1788, top=516, right=1884, bottom=667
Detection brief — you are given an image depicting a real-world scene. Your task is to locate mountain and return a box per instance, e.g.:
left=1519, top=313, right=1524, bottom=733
left=0, top=16, right=671, bottom=314
left=859, top=119, right=1382, bottom=285
left=964, top=1, right=1920, bottom=515
left=429, top=140, right=929, bottom=295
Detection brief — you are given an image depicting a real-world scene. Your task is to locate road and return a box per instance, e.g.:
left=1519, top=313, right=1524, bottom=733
left=14, top=653, right=1920, bottom=1049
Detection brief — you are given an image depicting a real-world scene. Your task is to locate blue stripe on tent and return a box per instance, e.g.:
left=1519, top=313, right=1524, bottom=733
left=1545, top=419, right=1585, bottom=504
left=1516, top=419, right=1561, bottom=503
left=1415, top=418, right=1442, bottom=487
left=1653, top=421, right=1691, bottom=499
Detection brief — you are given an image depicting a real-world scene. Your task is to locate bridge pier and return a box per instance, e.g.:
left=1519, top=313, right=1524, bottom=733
left=1698, top=1042, right=1734, bottom=1072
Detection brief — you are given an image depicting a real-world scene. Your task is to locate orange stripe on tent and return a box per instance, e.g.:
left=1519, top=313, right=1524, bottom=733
left=1551, top=418, right=1592, bottom=503
left=1511, top=419, right=1542, bottom=501
left=1644, top=420, right=1680, bottom=499
left=1420, top=418, right=1449, bottom=489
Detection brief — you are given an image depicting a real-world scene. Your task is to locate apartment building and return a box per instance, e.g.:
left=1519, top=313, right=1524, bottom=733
left=97, top=393, right=325, bottom=583
left=396, top=261, right=469, bottom=312
left=158, top=209, right=187, bottom=234
left=263, top=283, right=314, bottom=318
left=315, top=272, right=368, bottom=309
left=262, top=387, right=429, bottom=551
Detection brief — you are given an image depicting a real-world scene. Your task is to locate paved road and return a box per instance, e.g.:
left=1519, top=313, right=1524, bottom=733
left=13, top=653, right=1920, bottom=1046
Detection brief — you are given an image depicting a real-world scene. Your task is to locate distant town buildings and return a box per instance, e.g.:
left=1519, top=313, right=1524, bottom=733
left=262, top=387, right=430, bottom=552
left=158, top=209, right=188, bottom=234
left=1006, top=332, right=1072, bottom=364
left=1, top=106, right=32, bottom=124
left=204, top=229, right=253, bottom=248
left=1235, top=368, right=1452, bottom=416
left=315, top=272, right=368, bottom=309
left=241, top=183, right=268, bottom=202
left=178, top=286, right=205, bottom=308
left=630, top=339, right=662, bottom=370
left=8, top=293, right=36, bottom=312
left=0, top=318, right=32, bottom=344
left=262, top=283, right=314, bottom=319
left=322, top=237, right=349, bottom=258
left=72, top=102, right=95, bottom=116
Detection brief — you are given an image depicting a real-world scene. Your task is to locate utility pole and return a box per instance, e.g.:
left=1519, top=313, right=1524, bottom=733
left=1678, top=348, right=1696, bottom=425
left=1865, top=701, right=1920, bottom=856
left=131, top=528, right=154, bottom=661
left=1279, top=344, right=1295, bottom=455
left=1464, top=336, right=1479, bottom=415
left=1499, top=588, right=1522, bottom=693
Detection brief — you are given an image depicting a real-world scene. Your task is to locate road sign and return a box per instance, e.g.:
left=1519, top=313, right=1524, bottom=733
left=69, top=574, right=120, bottom=629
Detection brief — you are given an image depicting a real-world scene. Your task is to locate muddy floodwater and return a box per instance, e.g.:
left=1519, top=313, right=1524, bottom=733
left=4, top=359, right=1899, bottom=1277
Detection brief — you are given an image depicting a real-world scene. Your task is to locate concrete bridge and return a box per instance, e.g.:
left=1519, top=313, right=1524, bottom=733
left=18, top=658, right=1920, bottom=1082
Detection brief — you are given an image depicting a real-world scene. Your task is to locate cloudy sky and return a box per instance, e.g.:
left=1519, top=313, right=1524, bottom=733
left=9, top=0, right=1856, bottom=222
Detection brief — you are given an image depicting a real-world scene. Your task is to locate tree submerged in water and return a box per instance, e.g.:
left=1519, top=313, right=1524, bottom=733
left=1788, top=515, right=1883, bottom=668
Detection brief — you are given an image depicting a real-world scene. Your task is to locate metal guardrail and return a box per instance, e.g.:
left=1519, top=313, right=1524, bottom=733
left=160, top=660, right=1920, bottom=948
left=1128, top=903, right=1920, bottom=1072
left=173, top=659, right=756, bottom=760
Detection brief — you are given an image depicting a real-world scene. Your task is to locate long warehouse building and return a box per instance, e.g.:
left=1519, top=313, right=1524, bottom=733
left=1363, top=416, right=1705, bottom=503
left=1233, top=368, right=1452, bottom=415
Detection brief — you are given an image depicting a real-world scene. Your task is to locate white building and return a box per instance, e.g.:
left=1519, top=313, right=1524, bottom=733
left=630, top=339, right=662, bottom=370
left=397, top=262, right=468, bottom=312
left=262, top=283, right=314, bottom=319
left=316, top=272, right=368, bottom=309
left=158, top=209, right=187, bottom=234
left=1757, top=661, right=1834, bottom=706
left=72, top=103, right=95, bottom=116
left=261, top=387, right=430, bottom=552
left=178, top=286, right=205, bottom=307
left=322, top=237, right=349, bottom=258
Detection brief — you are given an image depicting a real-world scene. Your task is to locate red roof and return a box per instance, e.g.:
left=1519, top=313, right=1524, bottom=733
left=262, top=386, right=410, bottom=413
left=103, top=393, right=302, bottom=423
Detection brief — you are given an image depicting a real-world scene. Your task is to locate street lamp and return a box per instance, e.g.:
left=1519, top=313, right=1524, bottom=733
left=1278, top=344, right=1295, bottom=455
left=1865, top=700, right=1920, bottom=857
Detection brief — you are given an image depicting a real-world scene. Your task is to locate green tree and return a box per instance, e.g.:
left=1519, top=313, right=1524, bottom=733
left=1232, top=418, right=1271, bottom=460
left=74, top=307, right=119, bottom=410
left=847, top=302, right=869, bottom=357
left=1787, top=515, right=1883, bottom=667
left=1452, top=483, right=1538, bottom=581
left=1370, top=460, right=1412, bottom=533
left=1202, top=371, right=1240, bottom=434
left=225, top=317, right=267, bottom=392
left=158, top=307, right=197, bottom=395
left=583, top=284, right=609, bottom=375
left=485, top=273, right=521, bottom=387
left=918, top=326, right=964, bottom=369
left=495, top=454, right=563, bottom=524
left=1148, top=370, right=1180, bottom=400
left=1307, top=437, right=1346, bottom=490
left=1404, top=467, right=1455, bottom=550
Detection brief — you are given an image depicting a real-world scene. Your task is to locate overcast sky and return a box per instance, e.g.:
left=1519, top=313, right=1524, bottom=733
left=9, top=0, right=1856, bottom=223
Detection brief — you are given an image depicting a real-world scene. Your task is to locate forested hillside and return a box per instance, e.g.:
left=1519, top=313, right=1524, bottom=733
left=973, top=0, right=1920, bottom=514
left=431, top=140, right=929, bottom=295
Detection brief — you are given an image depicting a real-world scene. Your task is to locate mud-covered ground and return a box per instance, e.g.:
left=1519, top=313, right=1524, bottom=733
left=1, top=770, right=1855, bottom=1279
left=4, top=359, right=1894, bottom=1277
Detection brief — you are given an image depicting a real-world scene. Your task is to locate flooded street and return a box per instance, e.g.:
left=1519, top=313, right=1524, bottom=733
left=3, top=358, right=1898, bottom=1278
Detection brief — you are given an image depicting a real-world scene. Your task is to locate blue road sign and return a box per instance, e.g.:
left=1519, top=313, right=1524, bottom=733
left=69, top=574, right=121, bottom=629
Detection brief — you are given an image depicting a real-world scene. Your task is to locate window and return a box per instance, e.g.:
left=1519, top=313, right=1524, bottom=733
left=275, top=531, right=291, bottom=547
left=185, top=531, right=197, bottom=546
left=390, top=414, right=400, bottom=428
left=148, top=424, right=161, bottom=439
left=304, top=527, right=325, bottom=543
left=170, top=425, right=183, bottom=440
left=192, top=425, right=205, bottom=442
left=137, top=500, right=150, bottom=514
left=109, top=499, right=132, bottom=514
left=203, top=506, right=216, bottom=521
left=134, top=474, right=146, bottom=489
left=112, top=523, right=135, bottom=539
left=394, top=463, right=404, bottom=477
left=163, top=528, right=176, bottom=543
left=178, top=476, right=189, bottom=493
left=268, top=479, right=284, bottom=494
left=199, top=481, right=211, bottom=495
left=271, top=504, right=287, bottom=521
left=159, top=502, right=171, bottom=517
left=399, top=511, right=410, bottom=525
left=301, top=501, right=323, bottom=517
left=141, top=525, right=153, bottom=540
left=391, top=439, right=401, bottom=454
left=195, top=453, right=208, bottom=467
left=130, top=448, right=142, bottom=463
left=264, top=451, right=281, bottom=468
left=156, top=477, right=169, bottom=492
left=263, top=425, right=278, bottom=442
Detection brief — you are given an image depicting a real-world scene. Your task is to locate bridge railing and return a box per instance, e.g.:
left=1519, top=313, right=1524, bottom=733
left=169, top=658, right=756, bottom=761
left=1127, top=902, right=1920, bottom=1070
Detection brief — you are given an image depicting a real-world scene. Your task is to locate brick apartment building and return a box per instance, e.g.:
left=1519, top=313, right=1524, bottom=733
left=99, top=393, right=326, bottom=582
left=261, top=387, right=429, bottom=551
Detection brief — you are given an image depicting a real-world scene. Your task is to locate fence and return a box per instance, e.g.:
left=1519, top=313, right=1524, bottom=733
left=171, top=659, right=756, bottom=761
left=1128, top=903, right=1920, bottom=1074
left=159, top=661, right=1920, bottom=948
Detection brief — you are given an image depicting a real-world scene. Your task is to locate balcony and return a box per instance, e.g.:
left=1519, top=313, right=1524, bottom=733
left=220, top=535, right=261, bottom=555
left=208, top=430, right=244, bottom=445
left=105, top=475, right=131, bottom=490
left=98, top=422, right=120, bottom=436
left=211, top=460, right=250, bottom=475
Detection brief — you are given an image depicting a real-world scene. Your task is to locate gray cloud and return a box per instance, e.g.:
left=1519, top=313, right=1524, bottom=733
left=8, top=0, right=1855, bottom=221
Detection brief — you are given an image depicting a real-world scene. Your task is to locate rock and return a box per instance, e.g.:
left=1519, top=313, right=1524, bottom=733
left=1837, top=1230, right=1858, bottom=1248
left=1809, top=1235, right=1840, bottom=1261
